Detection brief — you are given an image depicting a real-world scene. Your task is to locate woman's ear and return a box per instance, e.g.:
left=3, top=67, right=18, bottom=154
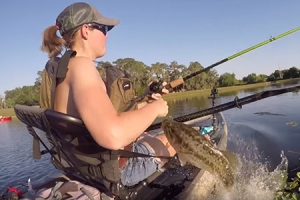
left=80, top=24, right=90, bottom=40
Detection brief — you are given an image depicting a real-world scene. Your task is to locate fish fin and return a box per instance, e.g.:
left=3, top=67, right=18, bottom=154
left=196, top=161, right=215, bottom=175
left=220, top=150, right=240, bottom=170
left=177, top=153, right=188, bottom=166
left=178, top=153, right=215, bottom=175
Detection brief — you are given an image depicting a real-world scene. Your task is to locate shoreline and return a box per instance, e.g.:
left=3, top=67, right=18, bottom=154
left=163, top=78, right=300, bottom=101
left=1, top=77, right=299, bottom=117
left=163, top=82, right=270, bottom=101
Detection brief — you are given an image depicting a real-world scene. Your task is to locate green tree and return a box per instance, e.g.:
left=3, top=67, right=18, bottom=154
left=182, top=62, right=207, bottom=90
left=0, top=95, right=3, bottom=108
left=266, top=75, right=275, bottom=82
left=282, top=69, right=290, bottom=79
left=288, top=67, right=299, bottom=78
left=218, top=73, right=238, bottom=87
left=273, top=70, right=282, bottom=80
left=95, top=61, right=112, bottom=81
left=256, top=74, right=268, bottom=82
left=244, top=73, right=258, bottom=84
left=2, top=56, right=298, bottom=108
left=113, top=58, right=150, bottom=95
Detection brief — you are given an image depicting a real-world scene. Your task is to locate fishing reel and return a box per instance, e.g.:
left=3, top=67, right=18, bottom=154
left=131, top=76, right=166, bottom=104
left=131, top=76, right=168, bottom=104
left=149, top=81, right=164, bottom=94
left=148, top=75, right=171, bottom=94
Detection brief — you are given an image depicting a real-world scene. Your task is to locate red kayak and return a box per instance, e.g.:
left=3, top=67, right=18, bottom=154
left=0, top=116, right=12, bottom=122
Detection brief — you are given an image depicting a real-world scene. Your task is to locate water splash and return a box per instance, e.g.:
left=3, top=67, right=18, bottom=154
left=184, top=151, right=288, bottom=200
left=185, top=132, right=289, bottom=200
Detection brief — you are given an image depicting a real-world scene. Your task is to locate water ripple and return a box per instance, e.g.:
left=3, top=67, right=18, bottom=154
left=0, top=121, right=60, bottom=190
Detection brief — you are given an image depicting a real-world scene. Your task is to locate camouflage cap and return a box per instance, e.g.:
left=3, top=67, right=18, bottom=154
left=56, top=2, right=120, bottom=36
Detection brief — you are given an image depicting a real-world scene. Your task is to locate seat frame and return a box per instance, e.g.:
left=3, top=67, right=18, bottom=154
left=14, top=104, right=204, bottom=200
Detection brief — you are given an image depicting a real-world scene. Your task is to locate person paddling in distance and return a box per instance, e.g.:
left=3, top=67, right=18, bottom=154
left=39, top=2, right=176, bottom=187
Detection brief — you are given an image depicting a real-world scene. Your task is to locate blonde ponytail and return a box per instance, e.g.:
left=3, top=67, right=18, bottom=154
left=40, top=25, right=66, bottom=58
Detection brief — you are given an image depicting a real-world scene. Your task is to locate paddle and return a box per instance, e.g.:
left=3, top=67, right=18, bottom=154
left=133, top=27, right=300, bottom=103
left=145, top=84, right=300, bottom=131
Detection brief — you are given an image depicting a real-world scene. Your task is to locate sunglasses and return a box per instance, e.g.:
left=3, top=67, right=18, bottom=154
left=88, top=23, right=109, bottom=36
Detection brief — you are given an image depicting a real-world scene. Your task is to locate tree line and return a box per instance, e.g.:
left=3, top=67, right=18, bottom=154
left=1, top=58, right=299, bottom=108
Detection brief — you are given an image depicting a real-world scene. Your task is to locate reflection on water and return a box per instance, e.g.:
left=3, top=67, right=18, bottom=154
left=0, top=80, right=299, bottom=198
left=168, top=96, right=209, bottom=112
left=218, top=90, right=240, bottom=97
left=0, top=121, right=60, bottom=190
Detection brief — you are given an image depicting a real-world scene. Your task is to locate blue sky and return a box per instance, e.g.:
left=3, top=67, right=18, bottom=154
left=0, top=1, right=299, bottom=96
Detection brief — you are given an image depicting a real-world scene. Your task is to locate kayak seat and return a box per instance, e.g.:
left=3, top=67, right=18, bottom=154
left=14, top=104, right=201, bottom=200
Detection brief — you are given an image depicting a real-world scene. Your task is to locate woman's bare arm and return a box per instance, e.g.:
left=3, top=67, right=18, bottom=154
left=69, top=57, right=163, bottom=150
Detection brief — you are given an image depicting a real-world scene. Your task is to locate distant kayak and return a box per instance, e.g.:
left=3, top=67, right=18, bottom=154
left=0, top=116, right=12, bottom=122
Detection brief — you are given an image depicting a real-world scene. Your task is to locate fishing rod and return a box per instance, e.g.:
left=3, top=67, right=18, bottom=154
left=134, top=27, right=300, bottom=103
left=145, top=84, right=300, bottom=131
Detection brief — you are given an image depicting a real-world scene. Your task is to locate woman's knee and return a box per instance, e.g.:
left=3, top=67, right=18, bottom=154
left=137, top=132, right=177, bottom=157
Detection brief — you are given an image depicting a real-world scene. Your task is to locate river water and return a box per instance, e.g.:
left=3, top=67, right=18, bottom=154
left=0, top=81, right=300, bottom=199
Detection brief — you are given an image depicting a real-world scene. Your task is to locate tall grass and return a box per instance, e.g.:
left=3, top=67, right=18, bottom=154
left=0, top=108, right=16, bottom=117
